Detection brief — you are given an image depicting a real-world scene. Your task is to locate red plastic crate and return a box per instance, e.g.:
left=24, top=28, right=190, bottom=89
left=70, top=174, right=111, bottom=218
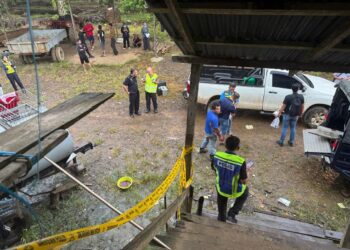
left=0, top=92, right=19, bottom=111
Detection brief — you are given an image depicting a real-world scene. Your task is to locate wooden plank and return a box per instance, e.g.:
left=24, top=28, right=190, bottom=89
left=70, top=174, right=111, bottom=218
left=123, top=189, right=188, bottom=250
left=0, top=92, right=114, bottom=169
left=341, top=217, right=350, bottom=248
left=172, top=55, right=350, bottom=73
left=0, top=129, right=69, bottom=186
left=238, top=212, right=326, bottom=239
left=148, top=2, right=350, bottom=16
left=164, top=0, right=195, bottom=54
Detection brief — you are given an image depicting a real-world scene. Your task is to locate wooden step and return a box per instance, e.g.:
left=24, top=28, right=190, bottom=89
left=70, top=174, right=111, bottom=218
left=156, top=214, right=342, bottom=250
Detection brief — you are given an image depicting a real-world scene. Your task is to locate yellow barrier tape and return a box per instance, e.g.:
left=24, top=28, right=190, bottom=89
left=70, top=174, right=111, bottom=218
left=12, top=147, right=194, bottom=250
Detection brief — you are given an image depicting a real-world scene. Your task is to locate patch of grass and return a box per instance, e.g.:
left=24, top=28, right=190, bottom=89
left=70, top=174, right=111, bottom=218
left=291, top=201, right=348, bottom=231
left=112, top=147, right=121, bottom=158
left=108, top=128, right=118, bottom=134
left=21, top=191, right=90, bottom=243
left=94, top=138, right=104, bottom=146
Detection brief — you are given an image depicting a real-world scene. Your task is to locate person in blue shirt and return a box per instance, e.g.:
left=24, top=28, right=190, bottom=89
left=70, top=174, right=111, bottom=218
left=219, top=95, right=237, bottom=140
left=199, top=101, right=224, bottom=158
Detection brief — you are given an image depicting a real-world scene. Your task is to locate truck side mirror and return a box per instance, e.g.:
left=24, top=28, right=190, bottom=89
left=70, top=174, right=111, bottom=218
left=301, top=86, right=306, bottom=92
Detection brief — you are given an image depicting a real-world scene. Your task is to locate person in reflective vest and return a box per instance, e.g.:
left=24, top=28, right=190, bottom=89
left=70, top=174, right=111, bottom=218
left=143, top=67, right=159, bottom=113
left=1, top=55, right=26, bottom=93
left=212, top=135, right=249, bottom=223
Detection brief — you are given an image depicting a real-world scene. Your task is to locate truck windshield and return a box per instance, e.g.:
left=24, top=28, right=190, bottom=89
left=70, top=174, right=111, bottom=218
left=296, top=73, right=314, bottom=88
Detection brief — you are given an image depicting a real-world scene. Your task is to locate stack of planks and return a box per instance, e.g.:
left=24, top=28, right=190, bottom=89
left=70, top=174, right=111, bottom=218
left=0, top=92, right=114, bottom=186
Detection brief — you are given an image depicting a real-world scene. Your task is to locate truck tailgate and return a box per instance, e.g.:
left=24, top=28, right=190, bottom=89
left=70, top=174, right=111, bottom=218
left=303, top=129, right=332, bottom=156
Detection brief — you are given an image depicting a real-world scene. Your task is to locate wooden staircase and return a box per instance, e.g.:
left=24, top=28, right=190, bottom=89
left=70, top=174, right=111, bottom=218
left=148, top=213, right=342, bottom=250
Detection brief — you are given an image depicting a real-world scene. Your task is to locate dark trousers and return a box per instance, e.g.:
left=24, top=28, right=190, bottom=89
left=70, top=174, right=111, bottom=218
left=129, top=91, right=140, bottom=115
left=145, top=92, right=157, bottom=111
left=143, top=37, right=150, bottom=50
left=217, top=187, right=249, bottom=222
left=7, top=73, right=25, bottom=91
left=83, top=42, right=93, bottom=57
left=123, top=37, right=130, bottom=48
left=111, top=38, right=118, bottom=55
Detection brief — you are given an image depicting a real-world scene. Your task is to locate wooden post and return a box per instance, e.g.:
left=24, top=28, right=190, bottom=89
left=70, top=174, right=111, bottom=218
left=341, top=217, right=350, bottom=248
left=183, top=63, right=202, bottom=213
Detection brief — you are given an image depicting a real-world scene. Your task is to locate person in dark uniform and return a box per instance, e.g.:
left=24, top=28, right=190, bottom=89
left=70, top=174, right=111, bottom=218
left=123, top=68, right=141, bottom=117
left=212, top=135, right=249, bottom=223
left=121, top=23, right=130, bottom=49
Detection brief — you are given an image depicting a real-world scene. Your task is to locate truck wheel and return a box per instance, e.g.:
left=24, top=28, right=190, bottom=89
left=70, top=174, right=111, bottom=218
left=303, top=106, right=328, bottom=128
left=51, top=48, right=57, bottom=62
left=20, top=55, right=27, bottom=64
left=25, top=55, right=34, bottom=64
left=55, top=46, right=64, bottom=62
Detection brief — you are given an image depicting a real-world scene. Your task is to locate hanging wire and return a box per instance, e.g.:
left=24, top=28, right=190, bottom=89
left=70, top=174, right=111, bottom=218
left=25, top=0, right=42, bottom=180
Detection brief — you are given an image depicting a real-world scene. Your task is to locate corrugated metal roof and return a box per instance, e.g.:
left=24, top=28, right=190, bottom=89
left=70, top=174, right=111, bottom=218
left=147, top=0, right=350, bottom=72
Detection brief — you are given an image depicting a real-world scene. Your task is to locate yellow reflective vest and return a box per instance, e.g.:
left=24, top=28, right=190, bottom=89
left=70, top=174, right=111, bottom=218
left=213, top=151, right=246, bottom=199
left=145, top=73, right=158, bottom=93
left=2, top=61, right=15, bottom=75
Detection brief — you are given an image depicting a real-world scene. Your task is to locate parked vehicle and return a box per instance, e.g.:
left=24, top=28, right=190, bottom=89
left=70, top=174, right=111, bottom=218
left=183, top=66, right=336, bottom=127
left=303, top=80, right=350, bottom=180
left=6, top=29, right=67, bottom=64
left=49, top=14, right=82, bottom=43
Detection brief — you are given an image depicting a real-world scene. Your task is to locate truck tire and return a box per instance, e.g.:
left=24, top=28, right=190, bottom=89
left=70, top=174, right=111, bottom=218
left=20, top=55, right=27, bottom=64
left=303, top=106, right=328, bottom=128
left=25, top=55, right=34, bottom=64
left=51, top=48, right=57, bottom=62
left=55, top=46, right=64, bottom=62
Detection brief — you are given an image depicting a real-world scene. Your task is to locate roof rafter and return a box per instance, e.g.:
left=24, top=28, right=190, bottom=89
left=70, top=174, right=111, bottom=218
left=193, top=40, right=350, bottom=52
left=307, top=19, right=350, bottom=61
left=149, top=2, right=350, bottom=16
left=172, top=55, right=350, bottom=73
left=164, top=0, right=195, bottom=54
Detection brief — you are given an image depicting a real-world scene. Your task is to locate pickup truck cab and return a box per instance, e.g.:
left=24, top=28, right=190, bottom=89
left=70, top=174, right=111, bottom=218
left=185, top=66, right=336, bottom=127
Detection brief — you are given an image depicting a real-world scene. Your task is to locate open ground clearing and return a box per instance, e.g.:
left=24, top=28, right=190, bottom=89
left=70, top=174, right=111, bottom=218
left=1, top=42, right=348, bottom=249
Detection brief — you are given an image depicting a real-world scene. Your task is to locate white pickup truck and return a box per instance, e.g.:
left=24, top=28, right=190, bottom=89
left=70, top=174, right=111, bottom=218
left=184, top=66, right=336, bottom=127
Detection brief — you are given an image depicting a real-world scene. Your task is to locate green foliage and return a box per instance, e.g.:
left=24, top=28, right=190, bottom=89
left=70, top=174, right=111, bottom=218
left=119, top=0, right=146, bottom=13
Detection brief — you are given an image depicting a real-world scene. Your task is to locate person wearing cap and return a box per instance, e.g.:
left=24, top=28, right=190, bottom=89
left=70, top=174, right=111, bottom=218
left=1, top=55, right=26, bottom=93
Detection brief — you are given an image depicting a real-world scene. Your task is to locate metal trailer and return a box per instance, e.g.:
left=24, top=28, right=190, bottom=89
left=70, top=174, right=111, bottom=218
left=5, top=29, right=67, bottom=64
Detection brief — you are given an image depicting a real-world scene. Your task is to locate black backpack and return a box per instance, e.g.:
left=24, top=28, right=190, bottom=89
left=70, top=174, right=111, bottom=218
left=288, top=94, right=302, bottom=116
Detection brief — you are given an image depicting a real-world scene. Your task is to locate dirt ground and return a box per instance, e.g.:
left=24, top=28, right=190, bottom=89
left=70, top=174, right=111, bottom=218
left=1, top=41, right=349, bottom=249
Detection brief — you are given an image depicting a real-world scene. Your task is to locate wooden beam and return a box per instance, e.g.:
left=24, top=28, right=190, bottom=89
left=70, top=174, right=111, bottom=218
left=172, top=55, right=350, bottom=73
left=123, top=189, right=188, bottom=250
left=164, top=0, right=195, bottom=54
left=341, top=217, right=350, bottom=248
left=148, top=2, right=350, bottom=16
left=0, top=129, right=69, bottom=186
left=183, top=63, right=201, bottom=213
left=308, top=19, right=350, bottom=61
left=195, top=40, right=350, bottom=52
left=0, top=92, right=114, bottom=169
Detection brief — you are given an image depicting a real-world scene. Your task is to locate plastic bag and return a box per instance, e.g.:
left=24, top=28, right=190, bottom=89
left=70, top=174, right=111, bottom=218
left=271, top=117, right=280, bottom=129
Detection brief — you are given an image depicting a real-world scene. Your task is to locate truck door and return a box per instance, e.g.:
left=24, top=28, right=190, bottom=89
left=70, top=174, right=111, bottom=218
left=235, top=68, right=265, bottom=110
left=263, top=71, right=304, bottom=112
